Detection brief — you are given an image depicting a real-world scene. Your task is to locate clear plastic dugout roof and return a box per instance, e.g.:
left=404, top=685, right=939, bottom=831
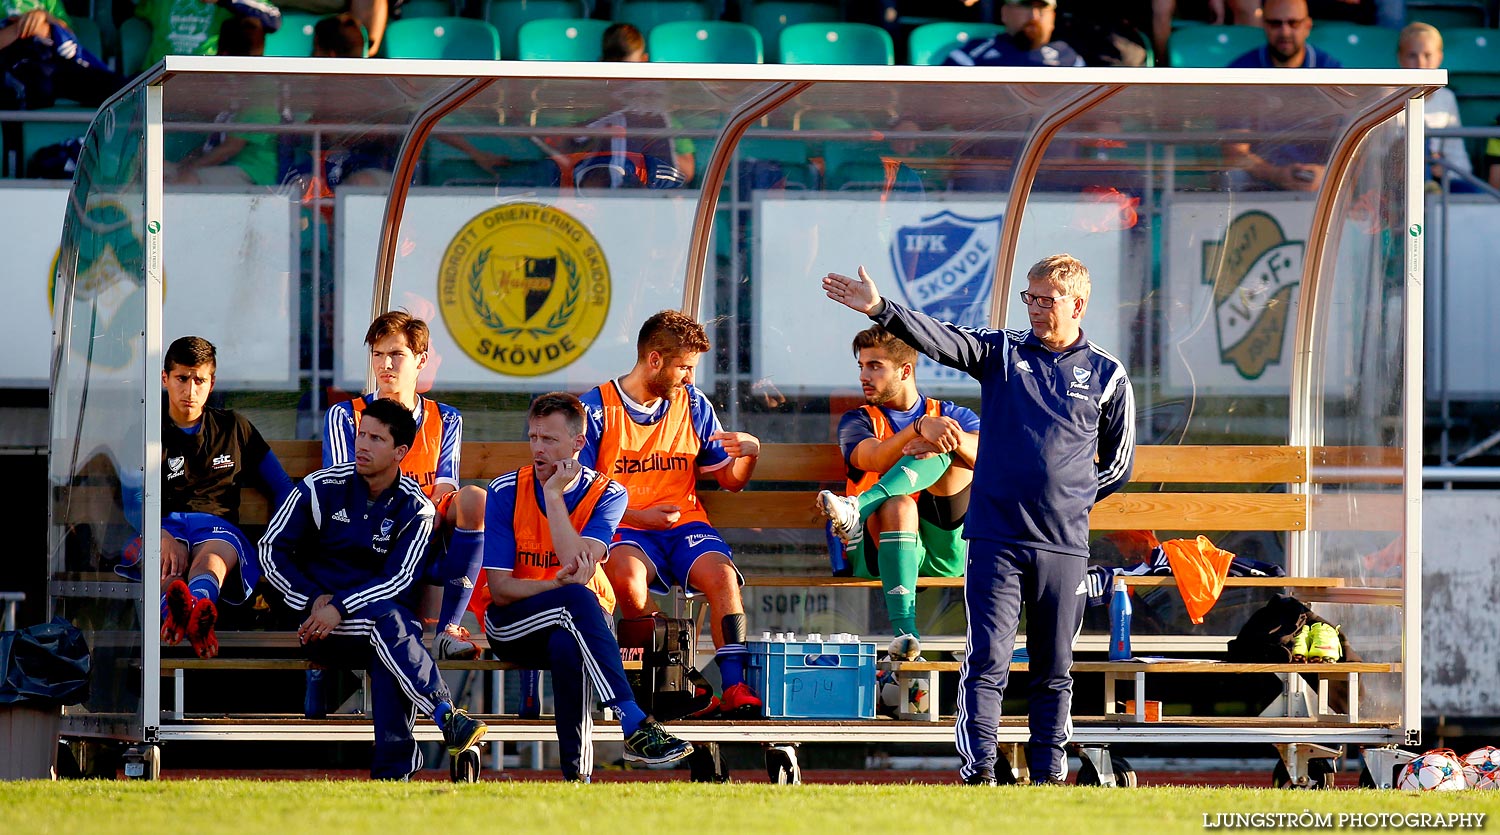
left=51, top=59, right=1438, bottom=741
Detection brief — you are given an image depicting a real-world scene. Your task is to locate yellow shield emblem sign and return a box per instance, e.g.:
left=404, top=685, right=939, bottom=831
left=1201, top=211, right=1304, bottom=380
left=439, top=203, right=610, bottom=377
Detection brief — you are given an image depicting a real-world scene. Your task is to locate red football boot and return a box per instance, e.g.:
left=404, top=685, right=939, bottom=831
left=161, top=579, right=193, bottom=645
left=718, top=682, right=764, bottom=718
left=185, top=596, right=220, bottom=659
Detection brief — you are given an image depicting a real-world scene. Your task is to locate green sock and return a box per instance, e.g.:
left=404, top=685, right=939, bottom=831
left=877, top=530, right=920, bottom=638
left=856, top=453, right=952, bottom=518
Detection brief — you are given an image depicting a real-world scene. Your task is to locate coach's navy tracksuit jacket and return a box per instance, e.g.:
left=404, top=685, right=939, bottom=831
left=872, top=298, right=1135, bottom=781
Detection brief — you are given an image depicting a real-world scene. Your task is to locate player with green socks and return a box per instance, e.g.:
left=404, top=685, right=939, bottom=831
left=817, top=325, right=979, bottom=642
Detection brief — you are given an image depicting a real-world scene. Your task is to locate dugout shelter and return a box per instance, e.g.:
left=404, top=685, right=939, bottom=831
left=47, top=57, right=1438, bottom=783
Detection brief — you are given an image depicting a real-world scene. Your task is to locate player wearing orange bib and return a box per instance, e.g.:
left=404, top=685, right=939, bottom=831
left=580, top=310, right=764, bottom=717
left=816, top=325, right=980, bottom=644
left=324, top=312, right=486, bottom=660
left=482, top=392, right=693, bottom=779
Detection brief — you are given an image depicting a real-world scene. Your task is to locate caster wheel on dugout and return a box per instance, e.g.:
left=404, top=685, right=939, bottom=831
left=122, top=744, right=161, bottom=781
left=450, top=746, right=481, bottom=783
left=1273, top=757, right=1336, bottom=789
left=764, top=744, right=800, bottom=785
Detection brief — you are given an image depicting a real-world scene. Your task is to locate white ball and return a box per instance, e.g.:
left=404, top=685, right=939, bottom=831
left=1397, top=750, right=1468, bottom=791
left=1461, top=746, right=1500, bottom=788
left=888, top=634, right=921, bottom=661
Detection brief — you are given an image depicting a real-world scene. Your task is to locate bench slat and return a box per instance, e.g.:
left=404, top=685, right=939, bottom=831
left=1133, top=446, right=1306, bottom=484
left=1090, top=492, right=1306, bottom=531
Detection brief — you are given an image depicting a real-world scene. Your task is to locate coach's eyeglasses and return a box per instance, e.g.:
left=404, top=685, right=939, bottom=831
left=1019, top=291, right=1073, bottom=310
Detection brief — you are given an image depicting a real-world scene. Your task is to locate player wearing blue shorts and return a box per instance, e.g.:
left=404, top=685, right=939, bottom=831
left=260, top=398, right=487, bottom=780
left=325, top=311, right=486, bottom=660
left=118, top=336, right=294, bottom=659
left=816, top=325, right=980, bottom=643
left=483, top=392, right=693, bottom=780
left=581, top=311, right=765, bottom=717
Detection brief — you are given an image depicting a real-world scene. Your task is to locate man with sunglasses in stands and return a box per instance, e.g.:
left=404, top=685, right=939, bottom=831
left=823, top=254, right=1135, bottom=787
left=1224, top=0, right=1342, bottom=191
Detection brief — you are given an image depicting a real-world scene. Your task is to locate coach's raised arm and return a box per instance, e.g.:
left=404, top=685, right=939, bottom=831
left=824, top=257, right=1135, bottom=785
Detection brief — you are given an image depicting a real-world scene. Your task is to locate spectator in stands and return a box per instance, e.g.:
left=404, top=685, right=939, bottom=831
left=285, top=14, right=504, bottom=190
left=260, top=397, right=487, bottom=781
left=942, top=0, right=1085, bottom=67
left=168, top=16, right=281, bottom=185
left=1227, top=0, right=1341, bottom=68
left=1397, top=22, right=1473, bottom=190
left=602, top=20, right=645, bottom=62
left=563, top=23, right=694, bottom=189
left=0, top=0, right=121, bottom=109
left=278, top=0, right=386, bottom=56
left=1222, top=0, right=1340, bottom=191
left=133, top=0, right=281, bottom=70
left=1055, top=0, right=1168, bottom=67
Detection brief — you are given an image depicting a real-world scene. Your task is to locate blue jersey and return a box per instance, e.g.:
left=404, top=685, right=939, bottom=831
left=258, top=463, right=435, bottom=617
left=578, top=381, right=730, bottom=475
left=482, top=466, right=628, bottom=571
left=873, top=300, right=1134, bottom=556
left=943, top=34, right=1085, bottom=68
left=837, top=392, right=981, bottom=463
left=1228, top=44, right=1343, bottom=68
left=323, top=394, right=463, bottom=495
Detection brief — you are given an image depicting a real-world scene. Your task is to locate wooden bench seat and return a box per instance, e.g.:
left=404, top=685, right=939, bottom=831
left=54, top=439, right=1410, bottom=738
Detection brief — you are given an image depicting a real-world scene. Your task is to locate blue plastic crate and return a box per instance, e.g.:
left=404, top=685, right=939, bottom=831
left=747, top=640, right=876, bottom=719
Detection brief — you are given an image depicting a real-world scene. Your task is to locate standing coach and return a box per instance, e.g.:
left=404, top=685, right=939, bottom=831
left=823, top=254, right=1135, bottom=785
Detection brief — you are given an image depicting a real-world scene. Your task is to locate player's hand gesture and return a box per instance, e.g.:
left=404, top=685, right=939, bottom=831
left=634, top=504, right=682, bottom=530
left=823, top=266, right=883, bottom=315
left=556, top=550, right=597, bottom=586
left=917, top=414, right=964, bottom=453
left=298, top=594, right=342, bottom=644
left=710, top=431, right=759, bottom=459
left=546, top=458, right=580, bottom=494
left=161, top=530, right=189, bottom=580
left=902, top=438, right=943, bottom=459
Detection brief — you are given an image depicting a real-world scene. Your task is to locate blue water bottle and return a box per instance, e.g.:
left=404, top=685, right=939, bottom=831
left=519, top=669, right=541, bottom=718
left=1108, top=577, right=1133, bottom=661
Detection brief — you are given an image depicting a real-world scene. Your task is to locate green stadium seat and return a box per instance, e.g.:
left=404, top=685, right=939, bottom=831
left=19, top=107, right=93, bottom=176
left=383, top=17, right=501, bottom=59
left=1307, top=22, right=1398, bottom=69
left=400, top=0, right=455, bottom=18
left=1406, top=1, right=1489, bottom=30
left=264, top=12, right=320, bottom=57
left=648, top=20, right=762, bottom=63
left=616, top=0, right=712, bottom=33
left=779, top=21, right=893, bottom=65
left=745, top=1, right=837, bottom=63
left=1166, top=24, right=1261, bottom=68
left=906, top=21, right=1002, bottom=65
left=119, top=16, right=152, bottom=74
left=515, top=17, right=609, bottom=60
left=1445, top=28, right=1500, bottom=97
left=484, top=0, right=585, bottom=60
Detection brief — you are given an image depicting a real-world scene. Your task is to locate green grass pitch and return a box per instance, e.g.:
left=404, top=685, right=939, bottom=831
left=5, top=782, right=1499, bottom=835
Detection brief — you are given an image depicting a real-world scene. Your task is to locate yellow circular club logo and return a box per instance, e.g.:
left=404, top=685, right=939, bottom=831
left=440, top=203, right=610, bottom=377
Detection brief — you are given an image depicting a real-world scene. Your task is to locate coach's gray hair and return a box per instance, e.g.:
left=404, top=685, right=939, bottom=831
left=1028, top=254, right=1091, bottom=302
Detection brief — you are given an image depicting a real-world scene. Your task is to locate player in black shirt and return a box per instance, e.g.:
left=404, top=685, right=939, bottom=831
left=120, top=336, right=294, bottom=658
